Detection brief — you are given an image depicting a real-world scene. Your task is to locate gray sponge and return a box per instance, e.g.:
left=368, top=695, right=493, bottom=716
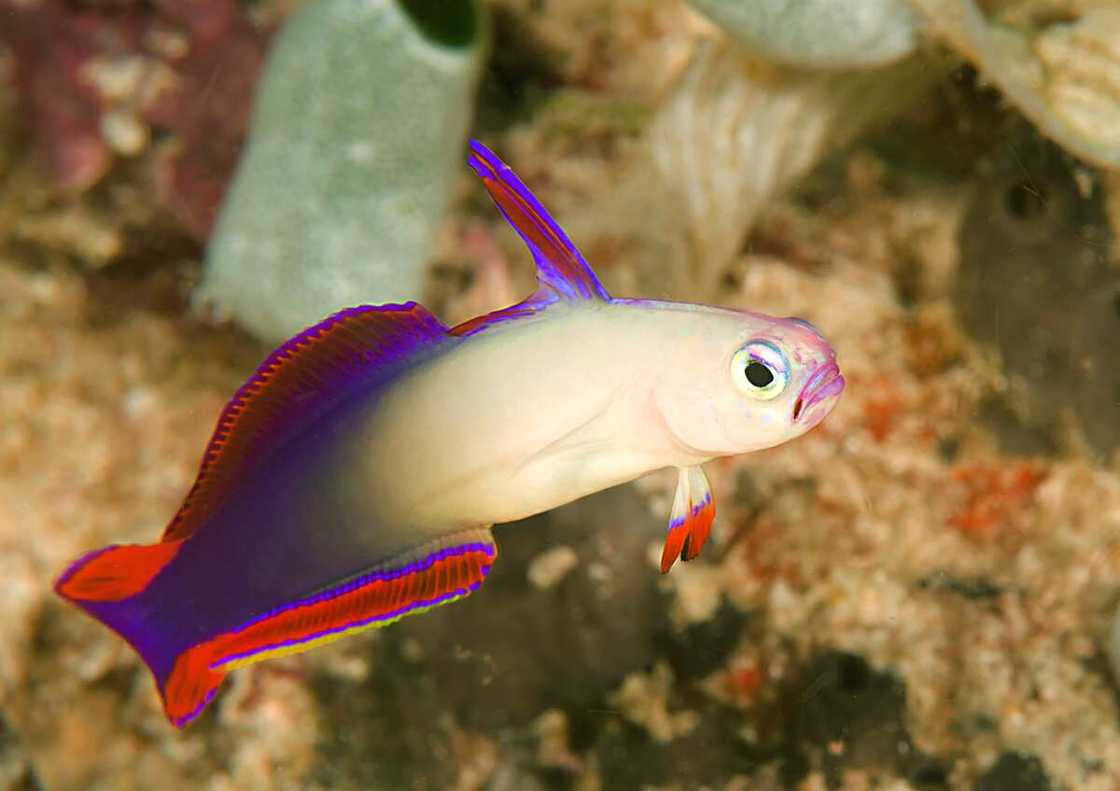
left=687, top=0, right=919, bottom=69
left=198, top=0, right=486, bottom=342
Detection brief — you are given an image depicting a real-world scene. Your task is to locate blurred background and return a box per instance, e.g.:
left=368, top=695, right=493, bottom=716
left=1, top=0, right=1119, bottom=788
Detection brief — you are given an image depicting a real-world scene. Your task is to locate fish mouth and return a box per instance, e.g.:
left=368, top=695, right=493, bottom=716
left=792, top=361, right=845, bottom=424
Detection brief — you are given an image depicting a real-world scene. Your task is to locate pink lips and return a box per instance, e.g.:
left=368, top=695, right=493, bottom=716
left=792, top=361, right=845, bottom=423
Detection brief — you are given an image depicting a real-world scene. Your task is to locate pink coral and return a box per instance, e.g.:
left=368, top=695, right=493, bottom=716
left=1, top=1, right=109, bottom=191
left=0, top=0, right=269, bottom=240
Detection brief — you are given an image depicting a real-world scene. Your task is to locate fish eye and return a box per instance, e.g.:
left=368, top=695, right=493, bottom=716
left=731, top=341, right=788, bottom=400
left=745, top=360, right=774, bottom=387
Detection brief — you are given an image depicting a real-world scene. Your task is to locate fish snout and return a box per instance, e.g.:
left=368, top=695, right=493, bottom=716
left=792, top=361, right=845, bottom=425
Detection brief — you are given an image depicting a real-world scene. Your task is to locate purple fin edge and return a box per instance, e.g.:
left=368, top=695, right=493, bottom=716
left=467, top=139, right=610, bottom=303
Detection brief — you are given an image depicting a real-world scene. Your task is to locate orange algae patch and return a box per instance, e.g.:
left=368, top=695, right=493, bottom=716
left=947, top=463, right=1045, bottom=537
left=861, top=375, right=905, bottom=443
left=722, top=664, right=764, bottom=705
left=735, top=517, right=803, bottom=587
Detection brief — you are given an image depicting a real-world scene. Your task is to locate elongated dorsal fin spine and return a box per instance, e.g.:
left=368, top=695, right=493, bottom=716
left=467, top=140, right=609, bottom=303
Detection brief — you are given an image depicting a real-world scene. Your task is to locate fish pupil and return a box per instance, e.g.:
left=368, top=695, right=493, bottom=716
left=745, top=361, right=774, bottom=388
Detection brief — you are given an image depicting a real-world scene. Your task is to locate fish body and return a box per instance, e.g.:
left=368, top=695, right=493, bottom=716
left=357, top=298, right=837, bottom=531
left=55, top=142, right=844, bottom=727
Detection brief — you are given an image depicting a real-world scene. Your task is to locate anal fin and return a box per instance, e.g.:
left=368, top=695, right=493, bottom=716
left=161, top=529, right=498, bottom=727
left=660, top=466, right=715, bottom=573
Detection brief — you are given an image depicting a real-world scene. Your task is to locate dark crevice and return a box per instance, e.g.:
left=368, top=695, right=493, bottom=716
left=397, top=0, right=478, bottom=49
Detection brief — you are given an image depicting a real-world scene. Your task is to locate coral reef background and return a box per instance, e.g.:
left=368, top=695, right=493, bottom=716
left=2, top=1, right=1120, bottom=789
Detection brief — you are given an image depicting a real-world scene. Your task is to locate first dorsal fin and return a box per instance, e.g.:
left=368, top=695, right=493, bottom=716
left=162, top=303, right=448, bottom=542
left=467, top=139, right=610, bottom=303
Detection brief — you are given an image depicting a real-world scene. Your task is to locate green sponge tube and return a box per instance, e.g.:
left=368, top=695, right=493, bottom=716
left=198, top=0, right=485, bottom=341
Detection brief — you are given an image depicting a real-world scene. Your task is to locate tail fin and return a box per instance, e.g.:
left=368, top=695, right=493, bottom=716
left=53, top=539, right=222, bottom=727
left=55, top=541, right=182, bottom=602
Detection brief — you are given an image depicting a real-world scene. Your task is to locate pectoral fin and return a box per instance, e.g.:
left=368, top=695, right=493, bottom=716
left=660, top=466, right=715, bottom=573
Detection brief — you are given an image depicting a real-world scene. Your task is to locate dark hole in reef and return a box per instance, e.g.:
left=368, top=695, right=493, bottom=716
left=909, top=759, right=951, bottom=788
left=777, top=651, right=913, bottom=787
left=1004, top=180, right=1048, bottom=220
left=836, top=652, right=870, bottom=693
left=977, top=751, right=1053, bottom=791
left=1113, top=290, right=1120, bottom=319
left=893, top=254, right=923, bottom=307
left=397, top=0, right=477, bottom=48
left=937, top=436, right=961, bottom=462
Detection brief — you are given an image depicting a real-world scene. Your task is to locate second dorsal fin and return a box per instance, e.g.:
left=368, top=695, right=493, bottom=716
left=162, top=303, right=449, bottom=542
left=468, top=140, right=610, bottom=303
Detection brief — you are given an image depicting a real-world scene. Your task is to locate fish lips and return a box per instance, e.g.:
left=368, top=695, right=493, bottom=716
left=792, top=361, right=845, bottom=425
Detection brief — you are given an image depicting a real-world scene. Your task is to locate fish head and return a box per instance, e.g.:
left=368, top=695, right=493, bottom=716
left=655, top=309, right=845, bottom=457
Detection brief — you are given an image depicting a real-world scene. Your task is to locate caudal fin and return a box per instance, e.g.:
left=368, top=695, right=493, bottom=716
left=55, top=541, right=183, bottom=602
left=53, top=538, right=225, bottom=727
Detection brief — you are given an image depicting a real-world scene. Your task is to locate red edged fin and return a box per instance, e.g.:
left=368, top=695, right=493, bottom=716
left=55, top=541, right=183, bottom=603
left=163, top=646, right=226, bottom=728
left=449, top=298, right=549, bottom=338
left=681, top=495, right=714, bottom=562
left=660, top=522, right=690, bottom=574
left=660, top=466, right=716, bottom=573
left=162, top=303, right=448, bottom=542
left=467, top=140, right=609, bottom=303
left=160, top=532, right=497, bottom=728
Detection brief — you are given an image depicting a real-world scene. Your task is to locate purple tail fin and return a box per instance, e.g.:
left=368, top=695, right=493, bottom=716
left=54, top=539, right=219, bottom=725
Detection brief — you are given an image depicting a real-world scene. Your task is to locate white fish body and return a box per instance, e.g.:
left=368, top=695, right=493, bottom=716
left=355, top=296, right=840, bottom=533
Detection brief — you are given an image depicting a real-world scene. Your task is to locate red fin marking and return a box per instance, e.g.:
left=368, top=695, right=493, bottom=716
left=210, top=546, right=495, bottom=665
left=160, top=542, right=496, bottom=727
left=485, top=176, right=573, bottom=271
left=162, top=304, right=447, bottom=542
left=55, top=540, right=184, bottom=603
left=449, top=300, right=545, bottom=337
left=682, top=496, right=714, bottom=562
left=660, top=522, right=690, bottom=574
left=164, top=645, right=225, bottom=728
left=660, top=467, right=716, bottom=574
